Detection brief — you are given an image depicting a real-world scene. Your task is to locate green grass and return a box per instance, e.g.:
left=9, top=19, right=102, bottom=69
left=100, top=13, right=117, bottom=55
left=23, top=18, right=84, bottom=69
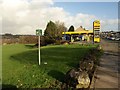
left=2, top=44, right=96, bottom=88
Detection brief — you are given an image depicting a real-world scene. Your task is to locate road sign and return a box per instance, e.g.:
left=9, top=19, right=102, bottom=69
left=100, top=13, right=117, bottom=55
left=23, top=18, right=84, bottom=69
left=36, top=29, right=42, bottom=65
left=36, top=29, right=42, bottom=36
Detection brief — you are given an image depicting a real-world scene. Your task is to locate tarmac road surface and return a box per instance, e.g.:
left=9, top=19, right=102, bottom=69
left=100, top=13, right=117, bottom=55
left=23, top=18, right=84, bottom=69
left=94, top=39, right=119, bottom=89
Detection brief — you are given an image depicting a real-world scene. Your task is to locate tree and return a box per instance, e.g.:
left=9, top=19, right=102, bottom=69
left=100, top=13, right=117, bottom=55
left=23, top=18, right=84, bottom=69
left=44, top=20, right=67, bottom=44
left=68, top=25, right=74, bottom=32
left=44, top=21, right=57, bottom=44
left=55, top=21, right=67, bottom=40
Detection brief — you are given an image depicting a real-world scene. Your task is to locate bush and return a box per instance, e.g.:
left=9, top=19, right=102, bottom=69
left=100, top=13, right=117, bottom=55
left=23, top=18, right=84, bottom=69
left=34, top=36, right=47, bottom=47
left=40, top=36, right=47, bottom=46
left=44, top=36, right=56, bottom=45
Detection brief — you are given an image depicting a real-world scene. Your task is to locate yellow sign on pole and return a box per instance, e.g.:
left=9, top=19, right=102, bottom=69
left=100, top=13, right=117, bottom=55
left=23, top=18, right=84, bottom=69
left=93, top=20, right=100, bottom=30
left=93, top=20, right=100, bottom=43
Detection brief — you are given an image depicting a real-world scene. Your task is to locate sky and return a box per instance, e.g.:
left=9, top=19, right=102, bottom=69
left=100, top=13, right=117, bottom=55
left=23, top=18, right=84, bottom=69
left=54, top=2, right=118, bottom=19
left=0, top=0, right=119, bottom=35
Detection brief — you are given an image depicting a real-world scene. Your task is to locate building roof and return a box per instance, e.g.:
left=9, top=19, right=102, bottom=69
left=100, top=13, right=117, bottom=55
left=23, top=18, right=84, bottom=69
left=75, top=26, right=87, bottom=32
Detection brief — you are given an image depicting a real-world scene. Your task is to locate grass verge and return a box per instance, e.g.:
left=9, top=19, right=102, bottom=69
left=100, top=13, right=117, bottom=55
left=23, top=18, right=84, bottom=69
left=2, top=44, right=96, bottom=88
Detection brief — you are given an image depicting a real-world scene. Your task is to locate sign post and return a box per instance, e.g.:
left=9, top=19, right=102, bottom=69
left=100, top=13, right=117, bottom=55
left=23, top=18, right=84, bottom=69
left=36, top=29, right=42, bottom=65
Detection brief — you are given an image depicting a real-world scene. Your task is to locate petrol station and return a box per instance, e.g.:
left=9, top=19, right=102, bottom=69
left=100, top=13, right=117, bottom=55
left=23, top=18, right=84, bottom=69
left=62, top=20, right=100, bottom=43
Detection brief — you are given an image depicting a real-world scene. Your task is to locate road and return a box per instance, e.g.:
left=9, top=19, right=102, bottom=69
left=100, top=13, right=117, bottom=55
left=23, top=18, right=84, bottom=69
left=94, top=39, right=119, bottom=89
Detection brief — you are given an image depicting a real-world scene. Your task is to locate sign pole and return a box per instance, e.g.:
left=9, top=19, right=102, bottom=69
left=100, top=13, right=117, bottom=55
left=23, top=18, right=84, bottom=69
left=36, top=29, right=42, bottom=65
left=38, top=35, right=40, bottom=65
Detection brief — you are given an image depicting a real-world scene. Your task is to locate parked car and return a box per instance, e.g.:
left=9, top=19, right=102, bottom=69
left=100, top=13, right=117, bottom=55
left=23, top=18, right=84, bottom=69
left=115, top=38, right=120, bottom=41
left=110, top=37, right=115, bottom=40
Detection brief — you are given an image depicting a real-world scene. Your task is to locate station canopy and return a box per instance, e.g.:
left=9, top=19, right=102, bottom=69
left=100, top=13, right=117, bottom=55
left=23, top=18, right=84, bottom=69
left=62, top=26, right=93, bottom=35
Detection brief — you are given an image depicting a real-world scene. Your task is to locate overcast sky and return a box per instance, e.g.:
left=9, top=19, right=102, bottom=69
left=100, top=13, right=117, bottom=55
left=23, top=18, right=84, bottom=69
left=0, top=0, right=119, bottom=35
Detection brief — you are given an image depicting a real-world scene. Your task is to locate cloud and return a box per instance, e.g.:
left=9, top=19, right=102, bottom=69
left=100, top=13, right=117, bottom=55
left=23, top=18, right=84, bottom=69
left=100, top=19, right=118, bottom=31
left=0, top=17, right=2, bottom=34
left=1, top=0, right=118, bottom=34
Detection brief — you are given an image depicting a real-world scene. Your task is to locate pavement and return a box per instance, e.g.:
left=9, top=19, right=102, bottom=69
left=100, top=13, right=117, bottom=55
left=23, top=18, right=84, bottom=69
left=94, top=39, right=119, bottom=89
